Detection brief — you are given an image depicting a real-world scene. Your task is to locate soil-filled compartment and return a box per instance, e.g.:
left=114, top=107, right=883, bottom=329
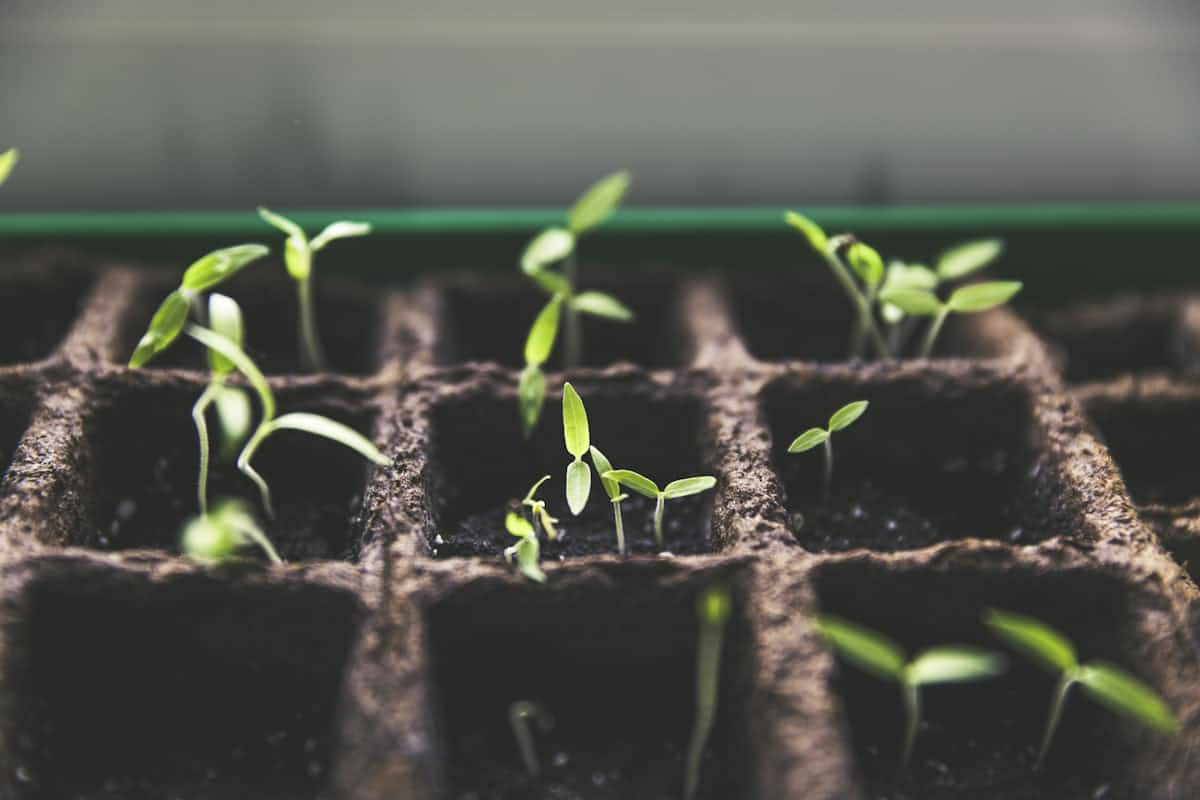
left=762, top=370, right=1069, bottom=552
left=80, top=377, right=377, bottom=561
left=431, top=273, right=689, bottom=369
left=426, top=564, right=755, bottom=799
left=0, top=380, right=33, bottom=484
left=425, top=380, right=717, bottom=559
left=0, top=258, right=92, bottom=366
left=814, top=558, right=1158, bottom=799
left=3, top=564, right=362, bottom=800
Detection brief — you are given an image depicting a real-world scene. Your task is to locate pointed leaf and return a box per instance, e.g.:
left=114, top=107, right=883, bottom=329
left=0, top=147, right=18, bottom=187
left=847, top=242, right=884, bottom=288
left=506, top=511, right=535, bottom=539
left=907, top=647, right=1008, bottom=686
left=983, top=609, right=1078, bottom=674
left=589, top=445, right=620, bottom=500
left=937, top=239, right=1004, bottom=281
left=602, top=469, right=660, bottom=499
left=129, top=289, right=191, bottom=367
left=568, top=170, right=631, bottom=233
left=947, top=281, right=1022, bottom=313
left=562, top=382, right=590, bottom=458
left=181, top=244, right=270, bottom=291
left=521, top=228, right=575, bottom=275
left=1077, top=663, right=1179, bottom=734
left=784, top=211, right=828, bottom=251
left=571, top=291, right=634, bottom=322
left=311, top=220, right=371, bottom=251
left=878, top=287, right=942, bottom=316
left=519, top=364, right=546, bottom=437
left=787, top=428, right=829, bottom=454
left=206, top=293, right=244, bottom=376
left=265, top=412, right=390, bottom=465
left=257, top=206, right=306, bottom=241
left=566, top=459, right=592, bottom=515
left=663, top=476, right=717, bottom=499
left=525, top=295, right=563, bottom=367
left=812, top=615, right=906, bottom=682
left=828, top=401, right=869, bottom=432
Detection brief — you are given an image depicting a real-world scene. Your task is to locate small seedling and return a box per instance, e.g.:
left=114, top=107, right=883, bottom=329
left=504, top=511, right=545, bottom=583
left=259, top=207, right=371, bottom=372
left=521, top=475, right=560, bottom=542
left=589, top=445, right=629, bottom=555
left=508, top=700, right=554, bottom=778
left=813, top=614, right=1007, bottom=765
left=181, top=498, right=282, bottom=565
left=601, top=469, right=716, bottom=548
left=0, top=147, right=18, bottom=187
left=519, top=294, right=563, bottom=437
left=880, top=280, right=1022, bottom=359
left=984, top=609, right=1179, bottom=769
left=788, top=401, right=868, bottom=501
left=562, top=382, right=592, bottom=515
left=683, top=584, right=732, bottom=800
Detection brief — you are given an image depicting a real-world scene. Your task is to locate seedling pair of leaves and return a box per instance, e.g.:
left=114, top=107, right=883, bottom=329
left=518, top=172, right=635, bottom=436
left=502, top=475, right=561, bottom=583
left=788, top=400, right=868, bottom=500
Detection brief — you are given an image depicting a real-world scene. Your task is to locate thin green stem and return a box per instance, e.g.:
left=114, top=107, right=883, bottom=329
left=822, top=437, right=834, bottom=501
left=297, top=277, right=327, bottom=372
left=919, top=308, right=950, bottom=359
left=612, top=498, right=626, bottom=555
left=237, top=426, right=275, bottom=519
left=232, top=518, right=284, bottom=565
left=654, top=493, right=665, bottom=548
left=1036, top=674, right=1075, bottom=771
left=902, top=680, right=921, bottom=766
left=848, top=283, right=879, bottom=359
left=191, top=383, right=220, bottom=515
left=564, top=251, right=582, bottom=369
left=819, top=245, right=890, bottom=359
left=683, top=604, right=727, bottom=800
left=509, top=701, right=544, bottom=778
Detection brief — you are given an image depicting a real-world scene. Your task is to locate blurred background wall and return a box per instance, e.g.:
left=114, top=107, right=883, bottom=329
left=2, top=0, right=1199, bottom=210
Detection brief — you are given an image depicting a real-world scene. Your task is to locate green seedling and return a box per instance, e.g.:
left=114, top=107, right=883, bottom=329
left=181, top=498, right=282, bottom=565
left=509, top=700, right=554, bottom=778
left=788, top=401, right=868, bottom=501
left=984, top=609, right=1179, bottom=769
left=521, top=475, right=560, bottom=541
left=562, top=382, right=592, bottom=515
left=589, top=445, right=629, bottom=555
left=504, top=511, right=545, bottom=583
left=0, top=147, right=18, bottom=187
left=601, top=469, right=716, bottom=548
left=813, top=614, right=1007, bottom=766
left=684, top=584, right=732, bottom=800
left=259, top=207, right=371, bottom=372
left=880, top=280, right=1022, bottom=359
left=519, top=294, right=563, bottom=437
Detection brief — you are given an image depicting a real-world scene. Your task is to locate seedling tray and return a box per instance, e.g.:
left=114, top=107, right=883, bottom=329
left=1, top=205, right=1199, bottom=799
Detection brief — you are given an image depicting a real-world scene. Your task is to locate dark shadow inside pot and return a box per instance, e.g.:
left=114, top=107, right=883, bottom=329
left=0, top=384, right=33, bottom=484
left=0, top=265, right=92, bottom=365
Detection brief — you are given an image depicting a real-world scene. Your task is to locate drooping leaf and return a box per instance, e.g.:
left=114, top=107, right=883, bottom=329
left=571, top=291, right=634, bottom=322
left=0, top=147, right=18, bottom=187
left=828, top=401, right=869, bottom=432
left=812, top=615, right=905, bottom=681
left=602, top=469, right=660, bottom=499
left=129, top=289, right=192, bottom=367
left=521, top=227, right=575, bottom=275
left=663, top=476, right=717, bottom=499
left=568, top=170, right=631, bottom=234
left=946, top=281, right=1022, bottom=313
left=523, top=475, right=552, bottom=505
left=784, top=211, right=828, bottom=252
left=184, top=323, right=276, bottom=421
left=311, top=220, right=372, bottom=251
left=983, top=609, right=1078, bottom=674
left=566, top=459, right=592, bottom=516
left=847, top=242, right=884, bottom=288
left=698, top=584, right=732, bottom=626
left=878, top=287, right=943, bottom=316
left=212, top=385, right=253, bottom=459
left=506, top=510, right=536, bottom=539
left=510, top=534, right=546, bottom=583
left=525, top=295, right=563, bottom=367
left=257, top=206, right=306, bottom=241
left=1076, top=663, right=1179, bottom=734
left=907, top=647, right=1008, bottom=686
left=181, top=244, right=270, bottom=291
left=206, top=293, right=244, bottom=376
left=519, top=364, right=546, bottom=437
left=589, top=445, right=621, bottom=500
left=562, top=382, right=590, bottom=458
left=937, top=239, right=1004, bottom=281
left=265, top=412, right=390, bottom=465
left=788, top=428, right=830, bottom=453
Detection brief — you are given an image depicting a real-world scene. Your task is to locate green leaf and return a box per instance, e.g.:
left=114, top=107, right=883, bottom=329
left=946, top=281, right=1022, bottom=313
left=509, top=534, right=546, bottom=583
left=0, top=147, right=18, bottom=187
left=257, top=206, right=306, bottom=241
left=784, top=211, right=828, bottom=251
left=525, top=295, right=563, bottom=367
left=883, top=262, right=939, bottom=293
left=129, top=289, right=192, bottom=367
left=567, top=170, right=631, bottom=233
left=878, top=287, right=943, bottom=316
left=206, top=293, right=244, bottom=376
left=602, top=469, right=660, bottom=499
left=265, top=412, right=390, bottom=466
left=589, top=445, right=621, bottom=500
left=847, top=242, right=884, bottom=288
left=212, top=385, right=253, bottom=458
left=523, top=474, right=552, bottom=505
left=787, top=428, right=829, bottom=453
left=937, top=239, right=1004, bottom=281
left=570, top=291, right=634, bottom=322
left=506, top=510, right=535, bottom=539
left=697, top=584, right=732, bottom=626
left=983, top=609, right=1078, bottom=674
left=518, top=364, right=546, bottom=437
left=181, top=508, right=239, bottom=564
left=181, top=244, right=270, bottom=291
left=812, top=615, right=906, bottom=681
left=566, top=459, right=592, bottom=515
left=184, top=323, right=276, bottom=421
left=283, top=235, right=312, bottom=281
left=663, top=476, right=717, bottom=499
left=1076, top=663, right=1179, bottom=734
left=310, top=220, right=371, bottom=251
left=521, top=228, right=575, bottom=275
left=528, top=268, right=571, bottom=296
left=907, top=647, right=1008, bottom=686
left=562, top=382, right=590, bottom=458
left=828, top=400, right=869, bottom=432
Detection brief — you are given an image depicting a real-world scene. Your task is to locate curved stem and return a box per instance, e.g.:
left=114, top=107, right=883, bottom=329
left=919, top=308, right=950, bottom=359
left=563, top=252, right=582, bottom=369
left=297, top=277, right=327, bottom=372
left=192, top=383, right=220, bottom=515
left=654, top=493, right=666, bottom=548
left=612, top=498, right=626, bottom=555
left=232, top=518, right=284, bottom=565
left=901, top=680, right=920, bottom=766
left=822, top=437, right=834, bottom=502
left=237, top=426, right=275, bottom=520
left=1036, top=674, right=1075, bottom=771
left=820, top=247, right=890, bottom=359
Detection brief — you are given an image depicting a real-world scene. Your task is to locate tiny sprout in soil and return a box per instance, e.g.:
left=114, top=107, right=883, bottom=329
left=562, top=382, right=592, bottom=516
left=589, top=444, right=630, bottom=555
left=181, top=498, right=282, bottom=565
left=508, top=700, right=554, bottom=778
left=258, top=207, right=371, bottom=372
left=517, top=171, right=635, bottom=434
left=984, top=608, right=1179, bottom=769
left=602, top=469, right=716, bottom=548
left=521, top=474, right=560, bottom=541
left=0, top=147, right=17, bottom=187
left=813, top=614, right=1008, bottom=766
left=684, top=584, right=731, bottom=800
left=788, top=400, right=868, bottom=500
left=504, top=511, right=545, bottom=583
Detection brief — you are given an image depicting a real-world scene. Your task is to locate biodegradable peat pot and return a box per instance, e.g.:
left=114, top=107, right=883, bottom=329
left=0, top=250, right=1198, bottom=800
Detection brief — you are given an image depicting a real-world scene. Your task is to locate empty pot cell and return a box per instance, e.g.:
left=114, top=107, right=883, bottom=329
left=433, top=274, right=686, bottom=369
left=82, top=380, right=376, bottom=561
left=730, top=272, right=1010, bottom=364
left=426, top=382, right=715, bottom=558
left=5, top=566, right=360, bottom=799
left=427, top=566, right=754, bottom=799
left=0, top=264, right=92, bottom=365
left=121, top=269, right=380, bottom=375
left=814, top=560, right=1158, bottom=799
left=0, top=382, right=33, bottom=484
left=762, top=372, right=1062, bottom=552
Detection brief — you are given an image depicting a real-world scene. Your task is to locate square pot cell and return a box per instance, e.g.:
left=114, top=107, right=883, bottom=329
left=5, top=567, right=360, bottom=799
left=432, top=274, right=687, bottom=369
left=120, top=269, right=381, bottom=376
left=729, top=272, right=1011, bottom=364
left=814, top=560, right=1157, bottom=799
left=0, top=265, right=92, bottom=365
left=81, top=380, right=377, bottom=561
left=425, top=383, right=715, bottom=558
left=762, top=373, right=1066, bottom=552
left=427, top=566, right=753, bottom=799
left=0, top=384, right=33, bottom=484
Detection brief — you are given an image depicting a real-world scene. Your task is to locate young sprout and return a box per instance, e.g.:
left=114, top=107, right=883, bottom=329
left=589, top=445, right=629, bottom=555
left=181, top=498, right=282, bottom=565
left=787, top=401, right=868, bottom=501
left=258, top=207, right=371, bottom=372
left=0, top=147, right=18, bottom=187
left=521, top=475, right=560, bottom=542
left=508, top=700, right=553, bottom=778
left=562, top=382, right=592, bottom=515
left=813, top=614, right=1007, bottom=766
left=879, top=280, right=1022, bottom=359
left=519, top=294, right=563, bottom=437
left=984, top=609, right=1179, bottom=770
left=683, top=583, right=732, bottom=800
left=504, top=511, right=545, bottom=583
left=601, top=470, right=717, bottom=548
